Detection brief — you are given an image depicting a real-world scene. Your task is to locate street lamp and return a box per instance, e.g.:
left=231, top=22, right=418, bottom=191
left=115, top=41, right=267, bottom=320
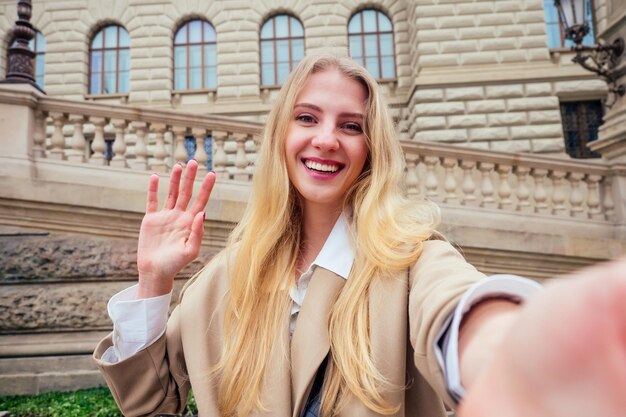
left=554, top=0, right=625, bottom=99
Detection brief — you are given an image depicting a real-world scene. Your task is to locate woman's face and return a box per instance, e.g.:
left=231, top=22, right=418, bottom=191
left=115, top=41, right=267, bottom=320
left=285, top=69, right=369, bottom=214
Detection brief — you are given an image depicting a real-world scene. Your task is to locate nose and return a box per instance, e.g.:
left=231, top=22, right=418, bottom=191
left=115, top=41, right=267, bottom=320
left=311, top=123, right=339, bottom=151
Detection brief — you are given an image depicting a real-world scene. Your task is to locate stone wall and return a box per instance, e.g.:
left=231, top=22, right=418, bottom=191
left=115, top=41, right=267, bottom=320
left=0, top=227, right=221, bottom=334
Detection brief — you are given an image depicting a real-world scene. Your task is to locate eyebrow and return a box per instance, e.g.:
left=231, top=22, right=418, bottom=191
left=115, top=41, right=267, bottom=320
left=294, top=103, right=364, bottom=120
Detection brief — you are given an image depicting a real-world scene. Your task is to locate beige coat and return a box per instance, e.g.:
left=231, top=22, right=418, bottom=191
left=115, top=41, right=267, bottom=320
left=93, top=239, right=485, bottom=416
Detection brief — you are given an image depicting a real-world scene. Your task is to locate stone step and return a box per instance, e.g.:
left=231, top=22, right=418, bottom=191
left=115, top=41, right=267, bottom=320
left=0, top=331, right=109, bottom=396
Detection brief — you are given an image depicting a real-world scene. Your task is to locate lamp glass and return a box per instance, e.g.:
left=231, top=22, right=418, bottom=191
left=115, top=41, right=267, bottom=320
left=559, top=0, right=586, bottom=27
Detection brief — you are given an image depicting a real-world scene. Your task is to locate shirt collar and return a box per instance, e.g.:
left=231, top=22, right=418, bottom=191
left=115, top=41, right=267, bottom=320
left=310, top=213, right=355, bottom=280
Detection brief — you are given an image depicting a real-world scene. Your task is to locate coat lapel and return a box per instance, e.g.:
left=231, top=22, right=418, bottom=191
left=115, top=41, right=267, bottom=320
left=290, top=266, right=346, bottom=417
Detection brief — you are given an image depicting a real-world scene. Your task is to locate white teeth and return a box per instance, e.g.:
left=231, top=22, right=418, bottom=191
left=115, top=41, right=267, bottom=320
left=305, top=160, right=339, bottom=173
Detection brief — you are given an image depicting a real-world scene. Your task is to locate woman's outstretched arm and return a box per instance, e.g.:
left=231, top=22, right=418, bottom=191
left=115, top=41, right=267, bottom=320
left=458, top=258, right=626, bottom=417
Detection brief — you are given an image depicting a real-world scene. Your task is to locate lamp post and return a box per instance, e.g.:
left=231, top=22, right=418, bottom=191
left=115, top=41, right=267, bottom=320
left=0, top=0, right=44, bottom=93
left=554, top=0, right=625, bottom=100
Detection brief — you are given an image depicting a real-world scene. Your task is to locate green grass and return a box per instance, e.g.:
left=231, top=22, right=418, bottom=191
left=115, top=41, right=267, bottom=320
left=0, top=387, right=198, bottom=417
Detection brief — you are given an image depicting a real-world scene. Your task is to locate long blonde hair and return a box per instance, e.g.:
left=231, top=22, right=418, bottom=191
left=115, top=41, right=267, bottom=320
left=216, top=53, right=440, bottom=416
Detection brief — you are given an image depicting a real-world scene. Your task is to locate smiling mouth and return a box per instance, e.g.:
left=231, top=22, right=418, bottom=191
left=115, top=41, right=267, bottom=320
left=304, top=159, right=342, bottom=173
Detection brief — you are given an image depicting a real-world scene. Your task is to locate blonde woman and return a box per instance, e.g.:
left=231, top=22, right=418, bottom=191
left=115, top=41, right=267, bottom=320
left=94, top=54, right=626, bottom=417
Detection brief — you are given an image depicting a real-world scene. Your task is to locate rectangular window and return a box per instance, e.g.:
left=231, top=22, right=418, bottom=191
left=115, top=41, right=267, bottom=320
left=559, top=100, right=603, bottom=158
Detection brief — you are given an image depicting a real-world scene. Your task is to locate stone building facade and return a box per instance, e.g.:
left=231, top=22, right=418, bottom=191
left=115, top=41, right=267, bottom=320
left=0, top=0, right=609, bottom=154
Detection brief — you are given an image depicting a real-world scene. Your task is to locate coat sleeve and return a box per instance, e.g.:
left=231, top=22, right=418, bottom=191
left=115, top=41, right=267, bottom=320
left=93, top=305, right=191, bottom=417
left=408, top=239, right=486, bottom=408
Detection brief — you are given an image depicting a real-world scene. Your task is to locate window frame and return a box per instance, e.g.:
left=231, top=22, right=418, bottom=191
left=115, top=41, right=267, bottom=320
left=173, top=19, right=218, bottom=92
left=347, top=9, right=397, bottom=81
left=88, top=25, right=130, bottom=96
left=259, top=14, right=305, bottom=88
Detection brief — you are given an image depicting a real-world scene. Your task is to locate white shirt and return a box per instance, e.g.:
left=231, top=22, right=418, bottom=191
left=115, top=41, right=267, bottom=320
left=102, top=214, right=541, bottom=400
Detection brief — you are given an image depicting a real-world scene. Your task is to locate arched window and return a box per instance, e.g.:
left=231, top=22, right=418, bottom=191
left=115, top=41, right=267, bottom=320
left=260, top=15, right=304, bottom=86
left=174, top=19, right=217, bottom=90
left=348, top=9, right=396, bottom=80
left=8, top=30, right=45, bottom=88
left=89, top=25, right=130, bottom=95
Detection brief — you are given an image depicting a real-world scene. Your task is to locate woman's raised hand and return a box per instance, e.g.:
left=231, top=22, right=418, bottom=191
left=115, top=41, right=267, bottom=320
left=136, top=160, right=216, bottom=299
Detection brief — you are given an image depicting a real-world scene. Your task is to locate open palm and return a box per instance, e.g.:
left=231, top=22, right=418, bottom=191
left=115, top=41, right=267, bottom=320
left=459, top=258, right=626, bottom=417
left=136, top=160, right=216, bottom=298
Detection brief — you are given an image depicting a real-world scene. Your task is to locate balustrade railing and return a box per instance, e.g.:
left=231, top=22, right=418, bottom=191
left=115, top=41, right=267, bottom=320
left=35, top=96, right=263, bottom=181
left=0, top=86, right=620, bottom=223
left=403, top=141, right=614, bottom=221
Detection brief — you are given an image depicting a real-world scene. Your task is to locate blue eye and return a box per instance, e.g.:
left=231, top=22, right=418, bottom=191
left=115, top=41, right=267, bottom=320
left=342, top=123, right=363, bottom=133
left=296, top=114, right=316, bottom=123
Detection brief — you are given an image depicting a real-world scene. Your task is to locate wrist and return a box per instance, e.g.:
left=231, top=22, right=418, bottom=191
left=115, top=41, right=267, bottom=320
left=136, top=276, right=174, bottom=299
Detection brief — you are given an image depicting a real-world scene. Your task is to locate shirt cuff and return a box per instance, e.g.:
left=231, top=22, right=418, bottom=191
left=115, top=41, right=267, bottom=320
left=102, top=284, right=172, bottom=363
left=435, top=275, right=542, bottom=403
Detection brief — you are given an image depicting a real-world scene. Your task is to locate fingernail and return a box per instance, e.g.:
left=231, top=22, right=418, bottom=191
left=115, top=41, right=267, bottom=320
left=202, top=212, right=206, bottom=221
left=209, top=170, right=215, bottom=174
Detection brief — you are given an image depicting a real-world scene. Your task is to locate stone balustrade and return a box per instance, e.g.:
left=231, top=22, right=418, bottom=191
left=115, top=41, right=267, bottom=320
left=403, top=141, right=615, bottom=222
left=1, top=84, right=623, bottom=227
left=34, top=95, right=263, bottom=182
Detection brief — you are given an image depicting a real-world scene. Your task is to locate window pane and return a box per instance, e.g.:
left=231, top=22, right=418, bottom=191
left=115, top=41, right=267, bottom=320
left=381, top=55, right=395, bottom=79
left=380, top=34, right=393, bottom=54
left=119, top=28, right=130, bottom=48
left=362, top=10, right=377, bottom=33
left=275, top=15, right=289, bottom=38
left=365, top=56, right=380, bottom=79
left=262, top=63, right=275, bottom=85
left=260, top=20, right=273, bottom=39
left=36, top=74, right=44, bottom=88
left=104, top=26, right=118, bottom=48
left=189, top=45, right=202, bottom=67
left=175, top=68, right=187, bottom=90
left=277, top=62, right=289, bottom=84
left=189, top=20, right=202, bottom=43
left=205, top=67, right=217, bottom=89
left=37, top=32, right=46, bottom=51
left=90, top=73, right=101, bottom=94
left=378, top=13, right=392, bottom=32
left=35, top=55, right=45, bottom=76
left=91, top=51, right=102, bottom=72
left=276, top=39, right=289, bottom=61
left=349, top=35, right=362, bottom=58
left=261, top=40, right=274, bottom=63
left=291, top=39, right=304, bottom=63
left=204, top=22, right=216, bottom=42
left=104, top=72, right=116, bottom=93
left=92, top=31, right=103, bottom=49
left=174, top=46, right=187, bottom=69
left=365, top=34, right=379, bottom=57
left=104, top=50, right=117, bottom=72
left=290, top=17, right=303, bottom=37
left=205, top=44, right=216, bottom=66
left=348, top=15, right=361, bottom=33
left=353, top=56, right=364, bottom=66
left=189, top=67, right=202, bottom=89
left=119, top=49, right=130, bottom=71
left=175, top=25, right=187, bottom=44
left=119, top=71, right=129, bottom=93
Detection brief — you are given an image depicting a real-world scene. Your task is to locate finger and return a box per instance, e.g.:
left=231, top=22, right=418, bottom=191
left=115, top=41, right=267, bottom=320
left=146, top=173, right=159, bottom=213
left=185, top=211, right=205, bottom=259
left=175, top=160, right=198, bottom=211
left=189, top=171, right=216, bottom=214
left=163, top=163, right=183, bottom=210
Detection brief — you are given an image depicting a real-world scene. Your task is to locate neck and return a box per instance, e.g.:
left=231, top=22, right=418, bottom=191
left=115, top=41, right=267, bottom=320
left=297, top=202, right=342, bottom=275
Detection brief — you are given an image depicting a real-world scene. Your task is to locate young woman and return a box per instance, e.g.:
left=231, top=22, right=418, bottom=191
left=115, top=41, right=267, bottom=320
left=94, top=54, right=626, bottom=417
